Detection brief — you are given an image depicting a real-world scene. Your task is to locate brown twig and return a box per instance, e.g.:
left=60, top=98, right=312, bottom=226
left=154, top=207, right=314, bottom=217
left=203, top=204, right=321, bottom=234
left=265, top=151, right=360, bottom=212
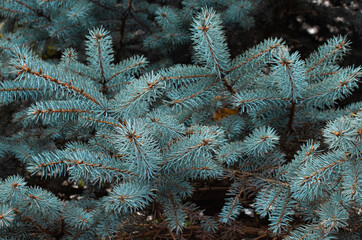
left=119, top=0, right=133, bottom=49
left=159, top=214, right=176, bottom=240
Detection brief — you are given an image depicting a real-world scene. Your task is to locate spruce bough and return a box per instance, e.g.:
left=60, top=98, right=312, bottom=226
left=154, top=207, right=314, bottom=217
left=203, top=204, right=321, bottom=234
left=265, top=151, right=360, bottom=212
left=0, top=5, right=361, bottom=240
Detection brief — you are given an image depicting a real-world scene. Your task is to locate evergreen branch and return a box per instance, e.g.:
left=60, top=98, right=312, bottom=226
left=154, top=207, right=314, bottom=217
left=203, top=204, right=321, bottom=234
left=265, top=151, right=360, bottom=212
left=93, top=33, right=106, bottom=82
left=16, top=66, right=101, bottom=106
left=250, top=165, right=280, bottom=173
left=147, top=110, right=186, bottom=142
left=0, top=5, right=34, bottom=16
left=85, top=28, right=115, bottom=95
left=71, top=70, right=98, bottom=82
left=349, top=109, right=362, bottom=117
left=160, top=213, right=177, bottom=240
left=20, top=18, right=43, bottom=25
left=102, top=182, right=154, bottom=214
left=174, top=164, right=207, bottom=173
left=181, top=163, right=223, bottom=180
left=15, top=0, right=51, bottom=22
left=302, top=87, right=345, bottom=103
left=247, top=174, right=289, bottom=187
left=11, top=145, right=31, bottom=160
left=197, top=25, right=223, bottom=75
left=233, top=91, right=289, bottom=113
left=108, top=81, right=131, bottom=89
left=32, top=160, right=64, bottom=172
left=30, top=150, right=137, bottom=181
left=113, top=72, right=163, bottom=118
left=306, top=40, right=347, bottom=74
left=179, top=111, right=194, bottom=124
left=155, top=6, right=180, bottom=29
left=191, top=8, right=230, bottom=77
left=302, top=68, right=361, bottom=108
left=52, top=23, right=81, bottom=37
left=121, top=82, right=160, bottom=108
left=93, top=142, right=114, bottom=156
left=160, top=65, right=221, bottom=93
left=285, top=224, right=326, bottom=240
left=13, top=208, right=59, bottom=237
left=148, top=118, right=184, bottom=135
left=271, top=49, right=307, bottom=132
left=162, top=126, right=223, bottom=171
left=171, top=78, right=219, bottom=105
left=227, top=43, right=281, bottom=73
left=302, top=158, right=347, bottom=181
left=236, top=96, right=288, bottom=104
left=162, top=144, right=206, bottom=167
left=185, top=130, right=221, bottom=136
left=0, top=45, right=14, bottom=51
left=296, top=229, right=316, bottom=240
left=292, top=151, right=349, bottom=201
left=225, top=185, right=245, bottom=222
left=107, top=59, right=145, bottom=81
left=119, top=90, right=153, bottom=110
left=115, top=120, right=162, bottom=179
left=271, top=189, right=292, bottom=232
left=70, top=220, right=99, bottom=240
left=164, top=190, right=186, bottom=233
left=21, top=100, right=100, bottom=125
left=81, top=116, right=124, bottom=128
left=65, top=159, right=136, bottom=176
left=350, top=163, right=359, bottom=197
left=232, top=71, right=263, bottom=90
left=266, top=187, right=285, bottom=214
left=0, top=87, right=41, bottom=100
left=242, top=126, right=279, bottom=157
left=32, top=108, right=94, bottom=117
left=161, top=74, right=215, bottom=82
left=230, top=169, right=289, bottom=187
left=308, top=70, right=340, bottom=78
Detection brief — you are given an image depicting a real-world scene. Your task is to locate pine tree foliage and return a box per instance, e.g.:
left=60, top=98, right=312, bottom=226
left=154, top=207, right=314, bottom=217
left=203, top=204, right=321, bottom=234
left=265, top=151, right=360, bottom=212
left=143, top=0, right=260, bottom=53
left=191, top=7, right=230, bottom=78
left=0, top=1, right=361, bottom=239
left=0, top=0, right=260, bottom=59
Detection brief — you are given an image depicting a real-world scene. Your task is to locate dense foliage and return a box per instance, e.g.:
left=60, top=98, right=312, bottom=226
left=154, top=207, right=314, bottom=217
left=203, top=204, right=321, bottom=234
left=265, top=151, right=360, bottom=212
left=0, top=1, right=361, bottom=239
